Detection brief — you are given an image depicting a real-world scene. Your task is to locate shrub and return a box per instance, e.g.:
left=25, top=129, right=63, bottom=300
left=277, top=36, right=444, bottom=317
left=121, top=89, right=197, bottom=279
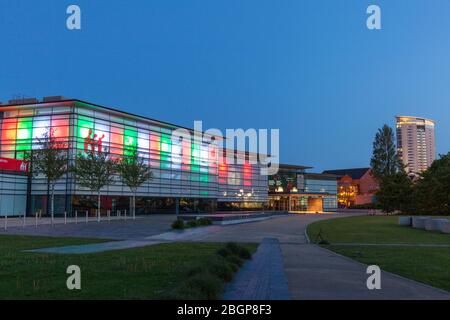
left=176, top=273, right=223, bottom=300
left=216, top=247, right=232, bottom=258
left=171, top=219, right=185, bottom=229
left=225, top=242, right=240, bottom=254
left=226, top=254, right=244, bottom=267
left=185, top=265, right=208, bottom=278
left=237, top=247, right=251, bottom=260
left=167, top=284, right=206, bottom=300
left=348, top=203, right=379, bottom=210
left=208, top=259, right=234, bottom=282
left=169, top=243, right=254, bottom=300
left=227, top=262, right=239, bottom=272
left=225, top=242, right=251, bottom=260
left=197, top=217, right=213, bottom=226
left=186, top=220, right=198, bottom=228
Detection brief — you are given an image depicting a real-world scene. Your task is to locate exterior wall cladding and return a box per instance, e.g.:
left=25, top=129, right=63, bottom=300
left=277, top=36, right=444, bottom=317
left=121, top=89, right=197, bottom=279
left=0, top=100, right=268, bottom=215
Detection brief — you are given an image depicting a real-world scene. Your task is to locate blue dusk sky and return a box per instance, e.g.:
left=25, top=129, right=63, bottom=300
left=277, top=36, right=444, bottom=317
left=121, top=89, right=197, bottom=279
left=1, top=0, right=449, bottom=171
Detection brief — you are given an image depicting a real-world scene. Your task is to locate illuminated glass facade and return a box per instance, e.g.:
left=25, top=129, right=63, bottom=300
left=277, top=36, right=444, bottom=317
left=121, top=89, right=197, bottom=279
left=268, top=165, right=338, bottom=212
left=0, top=99, right=268, bottom=216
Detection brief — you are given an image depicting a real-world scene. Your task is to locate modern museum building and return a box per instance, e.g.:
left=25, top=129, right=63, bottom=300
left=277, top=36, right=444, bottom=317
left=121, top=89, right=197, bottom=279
left=0, top=97, right=337, bottom=217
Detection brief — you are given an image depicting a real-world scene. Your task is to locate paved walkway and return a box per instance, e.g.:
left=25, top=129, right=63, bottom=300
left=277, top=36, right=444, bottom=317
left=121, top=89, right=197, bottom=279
left=27, top=239, right=163, bottom=254
left=26, top=226, right=221, bottom=254
left=329, top=243, right=450, bottom=247
left=282, top=244, right=449, bottom=300
left=222, top=238, right=291, bottom=300
left=0, top=215, right=138, bottom=228
left=0, top=215, right=175, bottom=240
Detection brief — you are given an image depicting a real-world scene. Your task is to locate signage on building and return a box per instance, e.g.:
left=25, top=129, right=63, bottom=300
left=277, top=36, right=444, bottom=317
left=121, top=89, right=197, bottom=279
left=269, top=173, right=297, bottom=193
left=83, top=129, right=105, bottom=153
left=0, top=157, right=29, bottom=173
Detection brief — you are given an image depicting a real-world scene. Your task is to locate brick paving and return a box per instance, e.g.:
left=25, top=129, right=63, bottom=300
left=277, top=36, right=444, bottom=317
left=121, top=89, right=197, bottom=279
left=222, top=238, right=291, bottom=300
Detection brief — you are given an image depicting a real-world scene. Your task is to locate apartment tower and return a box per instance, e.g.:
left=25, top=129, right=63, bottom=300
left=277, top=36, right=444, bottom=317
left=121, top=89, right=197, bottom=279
left=396, top=116, right=436, bottom=175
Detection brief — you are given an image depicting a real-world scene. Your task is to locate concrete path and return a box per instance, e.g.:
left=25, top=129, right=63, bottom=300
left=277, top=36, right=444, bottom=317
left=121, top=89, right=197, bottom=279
left=222, top=238, right=291, bottom=300
left=182, top=214, right=337, bottom=243
left=328, top=243, right=450, bottom=247
left=26, top=226, right=223, bottom=254
left=26, top=239, right=164, bottom=254
left=0, top=215, right=175, bottom=240
left=282, top=244, right=450, bottom=300
left=145, top=225, right=222, bottom=241
left=0, top=215, right=140, bottom=228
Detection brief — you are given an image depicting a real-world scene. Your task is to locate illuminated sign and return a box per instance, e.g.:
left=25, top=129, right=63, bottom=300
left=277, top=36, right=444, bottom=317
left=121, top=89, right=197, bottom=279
left=83, top=129, right=105, bottom=153
left=0, top=157, right=28, bottom=172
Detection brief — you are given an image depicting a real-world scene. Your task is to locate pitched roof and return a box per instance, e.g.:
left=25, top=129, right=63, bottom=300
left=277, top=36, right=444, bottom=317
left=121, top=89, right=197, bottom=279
left=279, top=164, right=313, bottom=171
left=322, top=168, right=370, bottom=179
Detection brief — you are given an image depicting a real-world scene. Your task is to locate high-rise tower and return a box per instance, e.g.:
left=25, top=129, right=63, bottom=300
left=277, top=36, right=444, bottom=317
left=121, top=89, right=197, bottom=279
left=396, top=116, right=436, bottom=175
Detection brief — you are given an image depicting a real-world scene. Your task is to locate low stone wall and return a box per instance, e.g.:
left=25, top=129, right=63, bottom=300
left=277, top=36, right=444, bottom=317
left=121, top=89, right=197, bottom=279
left=425, top=218, right=448, bottom=232
left=398, top=216, right=411, bottom=226
left=180, top=211, right=289, bottom=223
left=440, top=221, right=450, bottom=234
left=412, top=217, right=428, bottom=229
left=400, top=216, right=450, bottom=234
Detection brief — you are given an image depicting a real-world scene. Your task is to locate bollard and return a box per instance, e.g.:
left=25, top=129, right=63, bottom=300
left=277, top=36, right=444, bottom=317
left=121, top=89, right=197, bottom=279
left=85, top=210, right=88, bottom=223
left=124, top=210, right=127, bottom=221
left=97, top=209, right=101, bottom=223
left=64, top=211, right=67, bottom=225
left=117, top=210, right=121, bottom=219
left=75, top=210, right=78, bottom=224
left=4, top=215, right=7, bottom=231
left=35, top=212, right=38, bottom=228
left=107, top=210, right=110, bottom=222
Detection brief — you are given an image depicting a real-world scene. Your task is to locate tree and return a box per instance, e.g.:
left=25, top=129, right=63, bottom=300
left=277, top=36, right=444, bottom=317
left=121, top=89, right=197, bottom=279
left=25, top=130, right=68, bottom=217
left=72, top=149, right=116, bottom=222
left=337, top=183, right=357, bottom=207
left=116, top=150, right=153, bottom=219
left=376, top=170, right=413, bottom=214
left=414, top=153, right=450, bottom=215
left=370, top=124, right=403, bottom=181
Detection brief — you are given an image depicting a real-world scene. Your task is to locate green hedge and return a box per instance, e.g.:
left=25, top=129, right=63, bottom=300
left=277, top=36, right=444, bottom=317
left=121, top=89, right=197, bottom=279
left=171, top=217, right=213, bottom=230
left=167, top=242, right=252, bottom=299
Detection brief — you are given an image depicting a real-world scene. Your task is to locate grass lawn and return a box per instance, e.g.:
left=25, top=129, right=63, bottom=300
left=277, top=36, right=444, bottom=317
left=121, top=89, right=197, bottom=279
left=307, top=215, right=450, bottom=244
left=307, top=216, right=450, bottom=292
left=0, top=235, right=257, bottom=299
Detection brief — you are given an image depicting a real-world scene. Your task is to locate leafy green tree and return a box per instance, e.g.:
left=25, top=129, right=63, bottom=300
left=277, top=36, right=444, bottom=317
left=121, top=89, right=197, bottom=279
left=376, top=170, right=413, bottom=214
left=370, top=124, right=403, bottom=180
left=72, top=149, right=116, bottom=221
left=414, top=153, right=450, bottom=215
left=25, top=130, right=68, bottom=217
left=116, top=150, right=153, bottom=218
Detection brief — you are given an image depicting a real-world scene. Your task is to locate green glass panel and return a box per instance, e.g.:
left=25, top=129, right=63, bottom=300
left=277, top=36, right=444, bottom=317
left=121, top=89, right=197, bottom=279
left=124, top=126, right=138, bottom=156
left=76, top=116, right=94, bottom=150
left=191, top=143, right=200, bottom=171
left=15, top=152, right=25, bottom=160
left=160, top=133, right=171, bottom=168
left=16, top=117, right=32, bottom=152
